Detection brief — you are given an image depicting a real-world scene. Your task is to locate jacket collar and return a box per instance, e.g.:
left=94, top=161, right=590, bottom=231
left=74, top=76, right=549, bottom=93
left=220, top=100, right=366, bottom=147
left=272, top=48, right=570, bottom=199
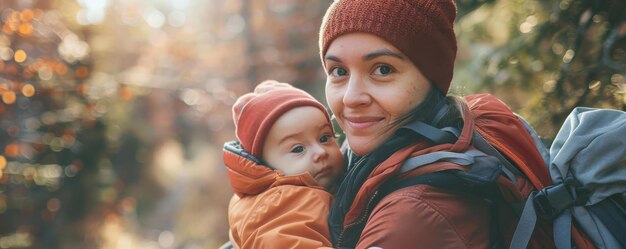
left=222, top=141, right=324, bottom=197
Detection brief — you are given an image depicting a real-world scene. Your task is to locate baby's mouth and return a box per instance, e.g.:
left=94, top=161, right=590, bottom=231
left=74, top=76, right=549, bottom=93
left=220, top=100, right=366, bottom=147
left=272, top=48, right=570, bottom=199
left=314, top=166, right=332, bottom=179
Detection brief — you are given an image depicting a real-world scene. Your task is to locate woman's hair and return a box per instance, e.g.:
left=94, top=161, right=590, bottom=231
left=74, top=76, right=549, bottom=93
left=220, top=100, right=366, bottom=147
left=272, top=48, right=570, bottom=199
left=387, top=85, right=465, bottom=133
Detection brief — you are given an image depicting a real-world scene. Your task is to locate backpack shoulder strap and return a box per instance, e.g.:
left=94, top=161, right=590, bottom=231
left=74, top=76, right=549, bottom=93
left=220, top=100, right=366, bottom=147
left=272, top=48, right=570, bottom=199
left=399, top=120, right=458, bottom=145
left=400, top=149, right=484, bottom=173
left=588, top=197, right=626, bottom=249
left=471, top=130, right=522, bottom=183
left=385, top=148, right=503, bottom=199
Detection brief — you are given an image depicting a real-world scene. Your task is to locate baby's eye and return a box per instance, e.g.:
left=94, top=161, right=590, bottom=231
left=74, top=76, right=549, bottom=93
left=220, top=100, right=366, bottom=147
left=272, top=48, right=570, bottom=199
left=330, top=67, right=348, bottom=77
left=290, top=146, right=304, bottom=153
left=373, top=64, right=393, bottom=75
left=319, top=134, right=332, bottom=143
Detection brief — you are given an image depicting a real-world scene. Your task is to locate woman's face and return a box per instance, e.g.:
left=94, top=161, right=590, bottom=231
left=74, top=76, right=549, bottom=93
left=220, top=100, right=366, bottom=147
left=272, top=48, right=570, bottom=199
left=324, top=33, right=432, bottom=156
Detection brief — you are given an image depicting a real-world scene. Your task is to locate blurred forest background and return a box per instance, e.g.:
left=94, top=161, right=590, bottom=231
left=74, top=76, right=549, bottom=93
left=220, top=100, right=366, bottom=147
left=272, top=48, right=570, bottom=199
left=0, top=0, right=624, bottom=248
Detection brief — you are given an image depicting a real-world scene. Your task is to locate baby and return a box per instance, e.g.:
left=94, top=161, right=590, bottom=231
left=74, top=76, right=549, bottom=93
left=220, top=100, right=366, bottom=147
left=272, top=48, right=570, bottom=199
left=223, top=80, right=343, bottom=248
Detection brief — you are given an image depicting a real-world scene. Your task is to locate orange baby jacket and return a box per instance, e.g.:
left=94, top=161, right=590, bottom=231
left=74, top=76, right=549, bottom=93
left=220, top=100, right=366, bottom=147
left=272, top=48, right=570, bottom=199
left=223, top=145, right=333, bottom=249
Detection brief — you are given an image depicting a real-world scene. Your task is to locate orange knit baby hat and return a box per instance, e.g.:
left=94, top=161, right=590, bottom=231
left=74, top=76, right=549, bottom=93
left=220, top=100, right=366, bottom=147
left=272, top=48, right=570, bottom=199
left=319, top=0, right=458, bottom=94
left=232, top=80, right=332, bottom=158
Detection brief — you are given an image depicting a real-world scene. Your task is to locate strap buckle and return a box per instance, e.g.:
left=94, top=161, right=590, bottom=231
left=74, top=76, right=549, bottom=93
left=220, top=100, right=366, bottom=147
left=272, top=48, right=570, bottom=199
left=533, top=177, right=589, bottom=219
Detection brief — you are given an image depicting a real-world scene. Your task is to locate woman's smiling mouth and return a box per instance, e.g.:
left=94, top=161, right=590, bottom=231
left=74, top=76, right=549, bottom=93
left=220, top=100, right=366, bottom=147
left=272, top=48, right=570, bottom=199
left=344, top=116, right=384, bottom=130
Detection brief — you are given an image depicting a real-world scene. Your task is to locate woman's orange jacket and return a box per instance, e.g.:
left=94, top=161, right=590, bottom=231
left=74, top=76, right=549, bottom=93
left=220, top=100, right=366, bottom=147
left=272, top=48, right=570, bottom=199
left=223, top=147, right=333, bottom=249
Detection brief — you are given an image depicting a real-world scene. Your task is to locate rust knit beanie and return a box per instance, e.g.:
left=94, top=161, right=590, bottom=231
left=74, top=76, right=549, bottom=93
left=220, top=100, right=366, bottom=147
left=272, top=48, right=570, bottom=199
left=319, top=0, right=457, bottom=94
left=232, top=80, right=333, bottom=158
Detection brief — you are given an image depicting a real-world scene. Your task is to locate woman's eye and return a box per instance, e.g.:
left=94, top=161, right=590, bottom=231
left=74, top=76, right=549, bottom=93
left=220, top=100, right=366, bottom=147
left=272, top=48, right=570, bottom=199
left=290, top=146, right=304, bottom=153
left=373, top=64, right=393, bottom=75
left=330, top=67, right=348, bottom=77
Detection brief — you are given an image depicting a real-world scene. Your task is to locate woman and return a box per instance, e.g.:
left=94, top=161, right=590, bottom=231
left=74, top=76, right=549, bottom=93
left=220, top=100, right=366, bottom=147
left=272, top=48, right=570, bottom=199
left=319, top=0, right=493, bottom=248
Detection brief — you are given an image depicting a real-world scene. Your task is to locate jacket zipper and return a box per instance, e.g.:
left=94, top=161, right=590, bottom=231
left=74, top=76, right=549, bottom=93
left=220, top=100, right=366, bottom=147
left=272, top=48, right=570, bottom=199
left=336, top=190, right=380, bottom=248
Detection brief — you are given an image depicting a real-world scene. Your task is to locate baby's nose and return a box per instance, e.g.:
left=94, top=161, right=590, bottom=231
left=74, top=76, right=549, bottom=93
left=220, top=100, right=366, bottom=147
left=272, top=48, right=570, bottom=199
left=312, top=144, right=328, bottom=162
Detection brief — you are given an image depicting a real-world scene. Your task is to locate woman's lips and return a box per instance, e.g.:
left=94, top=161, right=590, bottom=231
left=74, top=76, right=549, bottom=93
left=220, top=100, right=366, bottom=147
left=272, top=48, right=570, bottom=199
left=344, top=116, right=384, bottom=130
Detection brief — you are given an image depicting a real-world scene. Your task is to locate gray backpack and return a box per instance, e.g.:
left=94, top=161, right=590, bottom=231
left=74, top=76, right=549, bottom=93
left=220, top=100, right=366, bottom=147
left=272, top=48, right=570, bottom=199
left=511, top=107, right=626, bottom=249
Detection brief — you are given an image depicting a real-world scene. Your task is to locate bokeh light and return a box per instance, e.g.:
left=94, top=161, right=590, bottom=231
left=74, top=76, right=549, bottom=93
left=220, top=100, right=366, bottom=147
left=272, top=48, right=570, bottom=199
left=1, top=91, right=16, bottom=104
left=13, top=49, right=26, bottom=63
left=0, top=155, right=6, bottom=178
left=18, top=23, right=32, bottom=37
left=4, top=143, right=20, bottom=158
left=0, top=48, right=14, bottom=60
left=21, top=84, right=35, bottom=97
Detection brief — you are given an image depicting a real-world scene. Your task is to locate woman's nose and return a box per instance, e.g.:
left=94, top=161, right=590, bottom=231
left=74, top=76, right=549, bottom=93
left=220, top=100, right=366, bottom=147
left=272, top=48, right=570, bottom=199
left=343, top=75, right=370, bottom=107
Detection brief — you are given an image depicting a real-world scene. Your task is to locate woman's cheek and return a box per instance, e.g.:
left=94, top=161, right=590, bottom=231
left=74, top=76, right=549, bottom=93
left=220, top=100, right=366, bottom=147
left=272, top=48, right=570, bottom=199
left=325, top=87, right=343, bottom=115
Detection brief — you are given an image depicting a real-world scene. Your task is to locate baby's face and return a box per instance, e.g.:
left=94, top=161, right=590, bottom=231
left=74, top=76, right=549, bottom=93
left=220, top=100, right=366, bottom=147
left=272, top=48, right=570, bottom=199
left=262, top=106, right=343, bottom=190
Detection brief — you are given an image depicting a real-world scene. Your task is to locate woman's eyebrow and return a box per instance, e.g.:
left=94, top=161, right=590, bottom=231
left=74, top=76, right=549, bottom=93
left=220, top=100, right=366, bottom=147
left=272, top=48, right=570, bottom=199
left=324, top=55, right=341, bottom=62
left=363, top=49, right=406, bottom=61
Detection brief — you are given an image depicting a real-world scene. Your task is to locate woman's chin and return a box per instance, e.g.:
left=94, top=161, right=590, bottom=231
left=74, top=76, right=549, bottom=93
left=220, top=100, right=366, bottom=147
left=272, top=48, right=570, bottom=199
left=346, top=136, right=384, bottom=156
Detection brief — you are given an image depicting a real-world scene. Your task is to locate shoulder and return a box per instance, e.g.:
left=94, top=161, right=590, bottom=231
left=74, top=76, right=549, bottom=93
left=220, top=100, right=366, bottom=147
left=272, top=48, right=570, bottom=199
left=382, top=183, right=485, bottom=210
left=378, top=184, right=490, bottom=225
left=357, top=184, right=491, bottom=249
